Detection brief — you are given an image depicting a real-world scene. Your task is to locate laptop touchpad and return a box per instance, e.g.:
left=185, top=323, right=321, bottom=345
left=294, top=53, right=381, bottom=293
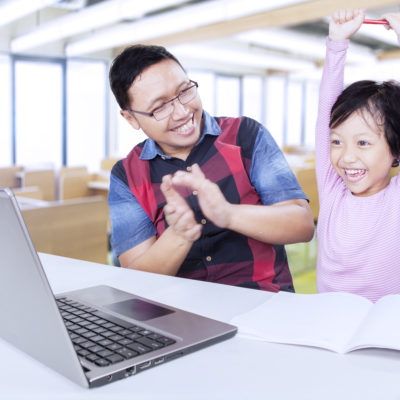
left=105, top=298, right=174, bottom=321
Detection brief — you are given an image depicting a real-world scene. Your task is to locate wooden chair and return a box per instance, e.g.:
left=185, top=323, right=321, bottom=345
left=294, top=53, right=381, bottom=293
left=293, top=166, right=319, bottom=222
left=100, top=157, right=120, bottom=172
left=18, top=196, right=109, bottom=264
left=389, top=165, right=399, bottom=179
left=21, top=169, right=55, bottom=201
left=58, top=170, right=91, bottom=200
left=58, top=165, right=88, bottom=179
left=282, top=145, right=314, bottom=156
left=0, top=166, right=23, bottom=188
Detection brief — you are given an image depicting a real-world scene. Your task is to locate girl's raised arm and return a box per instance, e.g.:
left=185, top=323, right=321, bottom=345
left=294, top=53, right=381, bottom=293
left=315, top=9, right=364, bottom=192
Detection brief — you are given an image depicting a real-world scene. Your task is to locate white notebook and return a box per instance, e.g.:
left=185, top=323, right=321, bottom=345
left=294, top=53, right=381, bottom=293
left=231, top=291, right=400, bottom=354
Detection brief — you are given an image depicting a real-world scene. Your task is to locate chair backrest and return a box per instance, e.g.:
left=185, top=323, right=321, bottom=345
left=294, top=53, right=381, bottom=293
left=58, top=166, right=88, bottom=179
left=22, top=169, right=55, bottom=201
left=0, top=166, right=23, bottom=188
left=294, top=166, right=319, bottom=221
left=58, top=171, right=91, bottom=200
left=100, top=157, right=120, bottom=172
left=389, top=166, right=399, bottom=179
left=18, top=196, right=109, bottom=264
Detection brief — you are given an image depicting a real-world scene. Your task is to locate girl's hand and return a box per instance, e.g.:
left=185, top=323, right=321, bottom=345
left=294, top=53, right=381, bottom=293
left=382, top=13, right=400, bottom=36
left=329, top=8, right=365, bottom=41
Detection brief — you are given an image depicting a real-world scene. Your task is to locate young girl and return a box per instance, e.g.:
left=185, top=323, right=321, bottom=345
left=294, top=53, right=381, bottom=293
left=316, top=9, right=400, bottom=302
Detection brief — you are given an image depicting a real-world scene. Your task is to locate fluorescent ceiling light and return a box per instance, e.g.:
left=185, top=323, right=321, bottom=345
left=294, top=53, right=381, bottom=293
left=169, top=42, right=316, bottom=72
left=11, top=0, right=187, bottom=52
left=65, top=0, right=310, bottom=56
left=0, top=0, right=58, bottom=28
left=235, top=28, right=376, bottom=65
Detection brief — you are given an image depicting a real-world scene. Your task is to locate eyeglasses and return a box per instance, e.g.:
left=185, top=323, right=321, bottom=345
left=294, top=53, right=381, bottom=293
left=127, top=80, right=198, bottom=121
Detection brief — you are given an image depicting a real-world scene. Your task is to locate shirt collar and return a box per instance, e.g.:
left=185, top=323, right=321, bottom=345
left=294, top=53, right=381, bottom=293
left=139, top=110, right=221, bottom=160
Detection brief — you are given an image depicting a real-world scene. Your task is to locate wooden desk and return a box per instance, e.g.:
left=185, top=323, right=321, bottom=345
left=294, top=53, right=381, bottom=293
left=88, top=179, right=109, bottom=195
left=1, top=253, right=400, bottom=399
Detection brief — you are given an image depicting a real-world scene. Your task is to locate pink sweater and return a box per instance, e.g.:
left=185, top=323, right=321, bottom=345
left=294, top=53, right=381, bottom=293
left=316, top=38, right=400, bottom=302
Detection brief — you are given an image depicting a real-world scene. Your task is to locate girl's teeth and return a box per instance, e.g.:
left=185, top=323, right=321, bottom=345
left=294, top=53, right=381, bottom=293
left=346, top=169, right=363, bottom=175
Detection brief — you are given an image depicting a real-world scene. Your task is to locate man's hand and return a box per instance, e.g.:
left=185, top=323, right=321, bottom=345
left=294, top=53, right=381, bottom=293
left=329, top=8, right=365, bottom=41
left=160, top=174, right=202, bottom=242
left=170, top=164, right=233, bottom=229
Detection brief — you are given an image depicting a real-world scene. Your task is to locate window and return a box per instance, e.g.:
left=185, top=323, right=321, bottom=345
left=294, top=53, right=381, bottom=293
left=265, top=75, right=286, bottom=146
left=187, top=70, right=215, bottom=115
left=304, top=81, right=319, bottom=146
left=0, top=55, right=11, bottom=166
left=242, top=75, right=263, bottom=123
left=14, top=59, right=63, bottom=167
left=286, top=81, right=303, bottom=145
left=215, top=75, right=240, bottom=117
left=67, top=60, right=107, bottom=171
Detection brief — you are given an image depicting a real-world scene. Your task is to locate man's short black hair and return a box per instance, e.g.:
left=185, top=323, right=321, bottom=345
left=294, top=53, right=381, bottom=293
left=109, top=44, right=184, bottom=110
left=330, top=79, right=400, bottom=160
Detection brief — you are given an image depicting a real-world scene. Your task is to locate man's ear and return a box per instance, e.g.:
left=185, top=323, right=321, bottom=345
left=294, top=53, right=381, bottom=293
left=120, top=109, right=140, bottom=130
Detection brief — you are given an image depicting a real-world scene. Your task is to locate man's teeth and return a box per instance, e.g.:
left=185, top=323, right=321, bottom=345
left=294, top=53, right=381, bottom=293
left=174, top=120, right=192, bottom=132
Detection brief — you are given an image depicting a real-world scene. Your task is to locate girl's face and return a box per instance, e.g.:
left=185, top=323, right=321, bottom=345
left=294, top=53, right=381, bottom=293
left=330, top=110, right=396, bottom=197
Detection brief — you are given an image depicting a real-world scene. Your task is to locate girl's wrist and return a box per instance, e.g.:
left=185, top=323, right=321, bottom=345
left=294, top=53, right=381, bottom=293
left=329, top=33, right=349, bottom=41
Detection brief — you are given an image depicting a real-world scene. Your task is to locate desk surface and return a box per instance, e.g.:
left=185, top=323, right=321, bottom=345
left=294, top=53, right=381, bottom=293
left=1, top=253, right=400, bottom=400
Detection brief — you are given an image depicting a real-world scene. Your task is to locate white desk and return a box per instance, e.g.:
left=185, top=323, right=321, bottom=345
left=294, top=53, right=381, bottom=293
left=1, top=253, right=400, bottom=399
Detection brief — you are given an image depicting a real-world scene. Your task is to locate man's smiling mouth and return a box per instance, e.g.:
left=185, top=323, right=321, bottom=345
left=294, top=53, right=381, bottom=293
left=171, top=115, right=195, bottom=135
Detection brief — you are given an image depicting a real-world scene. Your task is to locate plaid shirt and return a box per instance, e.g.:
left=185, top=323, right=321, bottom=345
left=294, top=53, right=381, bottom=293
left=110, top=111, right=307, bottom=292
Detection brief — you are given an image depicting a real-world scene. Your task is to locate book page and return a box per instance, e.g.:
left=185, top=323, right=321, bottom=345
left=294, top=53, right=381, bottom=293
left=231, top=291, right=371, bottom=353
left=346, top=294, right=400, bottom=352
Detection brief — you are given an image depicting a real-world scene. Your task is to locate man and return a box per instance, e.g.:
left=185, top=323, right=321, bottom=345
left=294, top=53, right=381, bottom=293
left=108, top=44, right=314, bottom=292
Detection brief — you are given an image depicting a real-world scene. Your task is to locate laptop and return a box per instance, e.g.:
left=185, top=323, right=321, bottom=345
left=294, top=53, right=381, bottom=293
left=0, top=187, right=237, bottom=388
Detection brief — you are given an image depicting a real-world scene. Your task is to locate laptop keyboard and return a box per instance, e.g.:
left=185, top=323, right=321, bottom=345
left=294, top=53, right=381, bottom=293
left=56, top=297, right=176, bottom=367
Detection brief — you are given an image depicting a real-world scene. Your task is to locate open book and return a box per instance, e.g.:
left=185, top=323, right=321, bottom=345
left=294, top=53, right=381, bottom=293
left=230, top=291, right=400, bottom=354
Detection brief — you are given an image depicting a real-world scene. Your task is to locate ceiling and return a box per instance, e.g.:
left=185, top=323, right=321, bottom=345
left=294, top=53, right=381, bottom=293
left=1, top=0, right=400, bottom=77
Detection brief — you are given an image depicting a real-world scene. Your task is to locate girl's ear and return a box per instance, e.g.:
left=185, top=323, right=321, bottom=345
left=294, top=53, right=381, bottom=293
left=120, top=110, right=140, bottom=130
left=392, top=159, right=399, bottom=168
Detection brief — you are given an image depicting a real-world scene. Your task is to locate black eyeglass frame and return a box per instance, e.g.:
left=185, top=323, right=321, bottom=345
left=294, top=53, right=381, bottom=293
left=126, top=80, right=199, bottom=121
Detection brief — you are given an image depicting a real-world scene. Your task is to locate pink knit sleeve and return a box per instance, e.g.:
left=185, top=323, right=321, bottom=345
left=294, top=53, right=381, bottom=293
left=315, top=38, right=349, bottom=197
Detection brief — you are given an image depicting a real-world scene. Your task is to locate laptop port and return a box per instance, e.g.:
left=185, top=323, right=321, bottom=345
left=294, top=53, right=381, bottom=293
left=154, top=357, right=165, bottom=365
left=124, top=367, right=135, bottom=377
left=107, top=375, right=112, bottom=381
left=138, top=361, right=152, bottom=371
left=166, top=352, right=183, bottom=361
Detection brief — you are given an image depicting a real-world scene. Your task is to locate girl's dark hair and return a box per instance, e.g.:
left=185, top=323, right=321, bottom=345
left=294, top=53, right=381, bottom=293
left=109, top=44, right=184, bottom=110
left=330, top=79, right=400, bottom=160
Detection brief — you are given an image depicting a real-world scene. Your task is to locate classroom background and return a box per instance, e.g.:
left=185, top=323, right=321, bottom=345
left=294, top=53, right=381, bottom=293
left=1, top=0, right=399, bottom=293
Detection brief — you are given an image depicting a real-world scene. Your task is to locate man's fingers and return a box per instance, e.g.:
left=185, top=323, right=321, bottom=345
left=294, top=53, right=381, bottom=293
left=191, top=163, right=205, bottom=179
left=161, top=174, right=187, bottom=204
left=171, top=164, right=206, bottom=191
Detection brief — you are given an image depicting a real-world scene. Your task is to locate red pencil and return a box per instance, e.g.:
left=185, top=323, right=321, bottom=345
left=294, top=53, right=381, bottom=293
left=363, top=18, right=389, bottom=25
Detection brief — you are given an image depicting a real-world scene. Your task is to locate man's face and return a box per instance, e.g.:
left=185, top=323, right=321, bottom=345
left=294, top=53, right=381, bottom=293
left=121, top=59, right=203, bottom=160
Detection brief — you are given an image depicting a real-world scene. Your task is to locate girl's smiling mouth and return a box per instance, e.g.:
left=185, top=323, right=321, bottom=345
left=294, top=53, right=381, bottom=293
left=343, top=168, right=367, bottom=183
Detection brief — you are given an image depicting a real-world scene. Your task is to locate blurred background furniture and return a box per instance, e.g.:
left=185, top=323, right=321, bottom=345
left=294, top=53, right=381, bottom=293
left=19, top=168, right=56, bottom=201
left=0, top=166, right=23, bottom=188
left=17, top=195, right=109, bottom=264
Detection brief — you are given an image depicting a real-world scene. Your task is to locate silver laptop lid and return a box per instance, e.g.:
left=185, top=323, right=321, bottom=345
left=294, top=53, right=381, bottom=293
left=0, top=188, right=88, bottom=387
